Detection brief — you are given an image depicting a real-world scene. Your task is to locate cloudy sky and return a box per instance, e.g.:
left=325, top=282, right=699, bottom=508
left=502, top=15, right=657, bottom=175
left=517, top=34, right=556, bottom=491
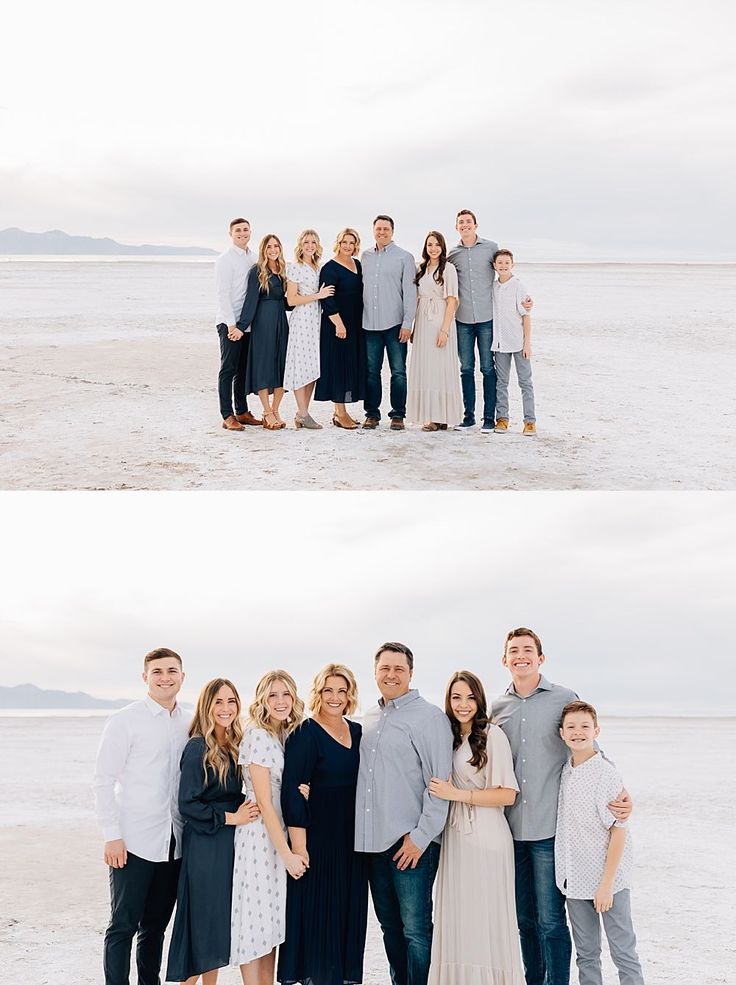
left=1, top=491, right=733, bottom=715
left=1, top=0, right=734, bottom=259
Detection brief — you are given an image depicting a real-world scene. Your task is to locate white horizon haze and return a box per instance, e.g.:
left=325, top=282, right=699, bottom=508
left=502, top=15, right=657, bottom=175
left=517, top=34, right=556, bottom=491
left=2, top=0, right=735, bottom=260
left=1, top=491, right=734, bottom=716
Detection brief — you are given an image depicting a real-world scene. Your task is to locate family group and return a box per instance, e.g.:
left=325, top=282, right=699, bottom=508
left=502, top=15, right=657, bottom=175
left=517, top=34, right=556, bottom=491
left=93, top=631, right=646, bottom=985
left=215, top=210, right=537, bottom=435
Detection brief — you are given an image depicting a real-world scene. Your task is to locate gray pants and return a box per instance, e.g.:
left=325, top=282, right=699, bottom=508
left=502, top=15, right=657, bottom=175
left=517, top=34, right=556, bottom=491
left=494, top=350, right=536, bottom=422
left=566, top=890, right=645, bottom=985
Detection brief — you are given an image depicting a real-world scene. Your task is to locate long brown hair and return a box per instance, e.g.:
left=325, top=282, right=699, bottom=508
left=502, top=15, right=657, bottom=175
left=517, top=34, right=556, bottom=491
left=257, top=234, right=287, bottom=294
left=444, top=670, right=489, bottom=770
left=189, top=678, right=244, bottom=787
left=415, top=230, right=447, bottom=287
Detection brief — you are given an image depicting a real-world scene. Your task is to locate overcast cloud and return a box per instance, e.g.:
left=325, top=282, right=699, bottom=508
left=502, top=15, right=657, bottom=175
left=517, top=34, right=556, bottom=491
left=1, top=492, right=734, bottom=715
left=1, top=0, right=735, bottom=258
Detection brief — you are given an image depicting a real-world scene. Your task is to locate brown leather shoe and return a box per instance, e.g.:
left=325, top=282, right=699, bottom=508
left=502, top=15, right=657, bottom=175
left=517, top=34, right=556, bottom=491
left=222, top=415, right=245, bottom=431
left=362, top=417, right=380, bottom=430
left=390, top=418, right=405, bottom=431
left=235, top=411, right=262, bottom=426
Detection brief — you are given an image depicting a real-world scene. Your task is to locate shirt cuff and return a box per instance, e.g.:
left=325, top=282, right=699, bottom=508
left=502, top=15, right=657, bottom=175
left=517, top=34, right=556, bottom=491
left=408, top=827, right=430, bottom=852
left=103, top=823, right=123, bottom=842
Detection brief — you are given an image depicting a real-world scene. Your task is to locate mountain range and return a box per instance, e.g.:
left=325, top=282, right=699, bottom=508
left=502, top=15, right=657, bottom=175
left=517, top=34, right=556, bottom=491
left=0, top=683, right=130, bottom=709
left=0, top=227, right=217, bottom=256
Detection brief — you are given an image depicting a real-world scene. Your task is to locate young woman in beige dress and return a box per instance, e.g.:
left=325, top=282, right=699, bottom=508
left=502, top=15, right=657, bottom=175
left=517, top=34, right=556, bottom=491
left=428, top=671, right=524, bottom=985
left=407, top=231, right=463, bottom=431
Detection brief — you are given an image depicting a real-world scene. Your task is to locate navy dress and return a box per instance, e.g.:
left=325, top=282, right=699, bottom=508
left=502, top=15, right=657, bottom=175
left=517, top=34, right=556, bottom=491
left=277, top=718, right=368, bottom=985
left=166, top=736, right=244, bottom=982
left=239, top=266, right=290, bottom=394
left=315, top=259, right=366, bottom=404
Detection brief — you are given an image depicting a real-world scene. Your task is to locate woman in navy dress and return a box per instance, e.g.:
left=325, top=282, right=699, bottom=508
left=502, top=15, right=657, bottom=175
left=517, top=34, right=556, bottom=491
left=239, top=234, right=290, bottom=430
left=277, top=663, right=368, bottom=985
left=166, top=678, right=259, bottom=985
left=315, top=228, right=366, bottom=429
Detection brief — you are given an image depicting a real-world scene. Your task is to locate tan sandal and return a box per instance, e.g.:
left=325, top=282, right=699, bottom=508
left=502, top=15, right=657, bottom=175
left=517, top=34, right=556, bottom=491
left=263, top=411, right=281, bottom=430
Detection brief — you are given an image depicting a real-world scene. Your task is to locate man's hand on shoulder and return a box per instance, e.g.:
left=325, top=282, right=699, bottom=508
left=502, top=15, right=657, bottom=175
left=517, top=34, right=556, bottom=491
left=608, top=787, right=633, bottom=821
left=392, top=834, right=424, bottom=871
left=104, top=839, right=128, bottom=868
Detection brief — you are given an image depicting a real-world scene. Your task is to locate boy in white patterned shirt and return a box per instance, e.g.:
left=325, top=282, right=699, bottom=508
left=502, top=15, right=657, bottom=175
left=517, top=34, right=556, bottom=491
left=555, top=700, right=645, bottom=985
left=491, top=249, right=536, bottom=435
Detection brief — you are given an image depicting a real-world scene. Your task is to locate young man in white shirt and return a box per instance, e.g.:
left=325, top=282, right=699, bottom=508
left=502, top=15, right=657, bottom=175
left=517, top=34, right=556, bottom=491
left=215, top=218, right=261, bottom=430
left=93, top=647, right=189, bottom=985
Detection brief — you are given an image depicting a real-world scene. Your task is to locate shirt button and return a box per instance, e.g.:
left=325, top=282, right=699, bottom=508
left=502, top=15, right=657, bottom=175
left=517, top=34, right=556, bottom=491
left=367, top=788, right=371, bottom=793
left=522, top=759, right=526, bottom=763
left=522, top=739, right=526, bottom=743
left=522, top=718, right=526, bottom=722
left=523, top=799, right=527, bottom=804
left=523, top=779, right=527, bottom=783
left=366, top=808, right=370, bottom=812
left=371, top=749, right=375, bottom=753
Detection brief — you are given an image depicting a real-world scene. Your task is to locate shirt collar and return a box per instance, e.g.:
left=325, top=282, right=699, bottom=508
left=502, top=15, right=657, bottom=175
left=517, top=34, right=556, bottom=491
left=373, top=241, right=396, bottom=253
left=144, top=694, right=180, bottom=717
left=505, top=673, right=554, bottom=697
left=455, top=235, right=485, bottom=249
left=379, top=688, right=420, bottom=709
left=230, top=244, right=251, bottom=257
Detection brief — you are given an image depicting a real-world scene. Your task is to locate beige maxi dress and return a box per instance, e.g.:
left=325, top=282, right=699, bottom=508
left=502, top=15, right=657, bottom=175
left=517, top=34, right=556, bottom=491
left=428, top=724, right=525, bottom=985
left=407, top=262, right=463, bottom=426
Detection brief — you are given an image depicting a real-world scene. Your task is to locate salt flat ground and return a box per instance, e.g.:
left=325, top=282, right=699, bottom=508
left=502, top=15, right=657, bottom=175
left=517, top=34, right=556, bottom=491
left=1, top=260, right=734, bottom=490
left=1, top=715, right=734, bottom=984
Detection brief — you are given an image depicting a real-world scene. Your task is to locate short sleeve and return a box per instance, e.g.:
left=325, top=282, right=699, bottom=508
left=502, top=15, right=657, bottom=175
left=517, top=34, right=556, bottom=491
left=286, top=262, right=299, bottom=283
left=485, top=725, right=519, bottom=791
left=515, top=279, right=529, bottom=317
left=240, top=727, right=278, bottom=769
left=443, top=262, right=458, bottom=300
left=597, top=765, right=626, bottom=829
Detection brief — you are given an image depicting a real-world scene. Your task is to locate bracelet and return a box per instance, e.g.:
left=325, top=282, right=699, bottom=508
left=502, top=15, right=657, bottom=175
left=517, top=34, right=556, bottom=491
left=469, top=790, right=474, bottom=806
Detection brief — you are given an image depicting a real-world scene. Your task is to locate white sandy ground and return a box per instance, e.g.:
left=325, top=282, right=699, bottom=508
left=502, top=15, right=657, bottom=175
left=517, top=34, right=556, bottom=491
left=1, top=261, right=734, bottom=490
left=0, top=717, right=734, bottom=984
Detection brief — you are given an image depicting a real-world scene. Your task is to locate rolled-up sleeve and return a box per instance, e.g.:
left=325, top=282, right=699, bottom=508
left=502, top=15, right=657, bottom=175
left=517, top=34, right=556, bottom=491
left=408, top=712, right=453, bottom=851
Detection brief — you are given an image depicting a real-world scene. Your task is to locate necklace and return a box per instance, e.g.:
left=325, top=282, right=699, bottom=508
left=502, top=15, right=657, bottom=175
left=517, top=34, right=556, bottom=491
left=316, top=715, right=350, bottom=745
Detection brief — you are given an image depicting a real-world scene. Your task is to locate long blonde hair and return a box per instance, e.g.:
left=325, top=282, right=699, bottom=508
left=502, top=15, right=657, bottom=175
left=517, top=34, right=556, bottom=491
left=309, top=663, right=359, bottom=717
left=294, top=229, right=323, bottom=267
left=248, top=670, right=304, bottom=741
left=257, top=234, right=287, bottom=294
left=189, top=678, right=244, bottom=787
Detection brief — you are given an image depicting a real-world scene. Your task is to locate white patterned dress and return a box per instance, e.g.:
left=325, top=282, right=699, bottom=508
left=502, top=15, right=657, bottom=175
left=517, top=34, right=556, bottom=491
left=230, top=726, right=286, bottom=965
left=283, top=262, right=321, bottom=390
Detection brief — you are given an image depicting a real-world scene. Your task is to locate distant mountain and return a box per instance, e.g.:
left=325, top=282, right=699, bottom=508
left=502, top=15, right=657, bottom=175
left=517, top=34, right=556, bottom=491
left=0, top=683, right=130, bottom=709
left=0, top=227, right=217, bottom=256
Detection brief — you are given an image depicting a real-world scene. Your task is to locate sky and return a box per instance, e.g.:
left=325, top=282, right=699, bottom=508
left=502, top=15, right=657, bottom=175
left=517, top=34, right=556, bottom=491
left=2, top=0, right=735, bottom=259
left=1, top=490, right=734, bottom=715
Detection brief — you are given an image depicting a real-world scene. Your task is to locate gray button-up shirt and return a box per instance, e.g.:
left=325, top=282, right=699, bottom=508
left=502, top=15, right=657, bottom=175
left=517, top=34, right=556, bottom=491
left=355, top=689, right=453, bottom=854
left=492, top=675, right=578, bottom=842
left=361, top=241, right=417, bottom=332
left=447, top=236, right=499, bottom=324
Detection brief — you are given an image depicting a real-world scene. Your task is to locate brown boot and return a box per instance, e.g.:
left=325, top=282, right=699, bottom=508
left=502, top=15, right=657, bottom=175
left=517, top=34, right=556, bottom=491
left=235, top=411, right=262, bottom=426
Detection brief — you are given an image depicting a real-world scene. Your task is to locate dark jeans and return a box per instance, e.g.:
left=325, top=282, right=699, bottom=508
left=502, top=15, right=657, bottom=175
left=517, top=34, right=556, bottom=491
left=217, top=323, right=251, bottom=419
left=364, top=325, right=408, bottom=420
left=514, top=837, right=572, bottom=985
left=368, top=839, right=440, bottom=985
left=104, top=849, right=181, bottom=985
left=456, top=319, right=496, bottom=425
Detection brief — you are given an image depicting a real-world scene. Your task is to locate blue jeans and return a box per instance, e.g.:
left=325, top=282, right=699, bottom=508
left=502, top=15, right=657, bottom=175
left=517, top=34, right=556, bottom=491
left=364, top=325, right=408, bottom=420
left=456, top=319, right=496, bottom=425
left=514, top=838, right=572, bottom=985
left=368, top=839, right=440, bottom=985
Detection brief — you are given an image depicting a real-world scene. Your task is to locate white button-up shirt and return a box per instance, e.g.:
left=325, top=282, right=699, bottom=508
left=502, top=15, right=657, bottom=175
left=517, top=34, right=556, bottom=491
left=555, top=752, right=632, bottom=900
left=491, top=275, right=529, bottom=353
left=215, top=244, right=256, bottom=328
left=93, top=696, right=190, bottom=862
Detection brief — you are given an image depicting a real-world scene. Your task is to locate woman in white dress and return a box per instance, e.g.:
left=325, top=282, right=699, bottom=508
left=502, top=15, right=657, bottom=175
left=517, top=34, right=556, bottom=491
left=428, top=671, right=524, bottom=985
left=231, top=671, right=307, bottom=985
left=407, top=231, right=463, bottom=431
left=284, top=230, right=334, bottom=430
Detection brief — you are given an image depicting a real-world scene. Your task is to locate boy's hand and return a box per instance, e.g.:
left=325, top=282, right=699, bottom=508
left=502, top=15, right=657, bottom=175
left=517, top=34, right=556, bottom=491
left=523, top=343, right=532, bottom=359
left=594, top=881, right=614, bottom=913
left=522, top=295, right=533, bottom=311
left=608, top=788, right=633, bottom=821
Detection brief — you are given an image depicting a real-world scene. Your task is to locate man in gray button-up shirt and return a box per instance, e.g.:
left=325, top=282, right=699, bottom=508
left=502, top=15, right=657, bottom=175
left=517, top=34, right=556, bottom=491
left=448, top=209, right=532, bottom=432
left=492, top=627, right=632, bottom=985
left=356, top=642, right=452, bottom=985
left=360, top=216, right=417, bottom=430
